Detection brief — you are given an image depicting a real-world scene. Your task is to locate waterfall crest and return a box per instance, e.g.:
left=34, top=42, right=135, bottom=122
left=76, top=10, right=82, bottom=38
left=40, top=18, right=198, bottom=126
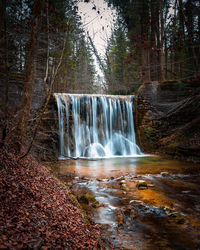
left=54, top=93, right=142, bottom=159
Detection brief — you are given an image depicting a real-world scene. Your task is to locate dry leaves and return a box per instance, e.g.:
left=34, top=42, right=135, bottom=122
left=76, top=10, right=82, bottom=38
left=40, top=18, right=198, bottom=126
left=0, top=148, right=102, bottom=249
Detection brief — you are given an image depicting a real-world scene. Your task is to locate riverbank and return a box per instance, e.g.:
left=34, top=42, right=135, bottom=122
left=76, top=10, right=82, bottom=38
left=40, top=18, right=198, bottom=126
left=0, top=148, right=102, bottom=249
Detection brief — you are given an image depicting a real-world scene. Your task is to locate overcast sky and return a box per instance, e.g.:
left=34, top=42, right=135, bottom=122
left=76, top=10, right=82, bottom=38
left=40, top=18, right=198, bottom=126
left=78, top=0, right=116, bottom=56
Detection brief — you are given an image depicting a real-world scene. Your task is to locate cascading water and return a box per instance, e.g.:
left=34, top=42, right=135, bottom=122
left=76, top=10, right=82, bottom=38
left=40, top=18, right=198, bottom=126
left=54, top=93, right=142, bottom=159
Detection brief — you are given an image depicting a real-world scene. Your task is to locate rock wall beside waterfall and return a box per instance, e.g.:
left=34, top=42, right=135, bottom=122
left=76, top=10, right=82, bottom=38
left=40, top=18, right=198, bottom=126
left=31, top=98, right=59, bottom=161
left=136, top=80, right=200, bottom=162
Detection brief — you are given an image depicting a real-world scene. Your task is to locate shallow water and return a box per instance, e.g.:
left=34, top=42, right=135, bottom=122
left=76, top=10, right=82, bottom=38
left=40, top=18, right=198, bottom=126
left=46, top=156, right=200, bottom=249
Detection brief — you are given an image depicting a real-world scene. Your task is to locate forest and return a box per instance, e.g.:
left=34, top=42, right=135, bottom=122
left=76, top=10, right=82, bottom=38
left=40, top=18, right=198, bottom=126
left=0, top=0, right=199, bottom=147
left=0, top=0, right=200, bottom=249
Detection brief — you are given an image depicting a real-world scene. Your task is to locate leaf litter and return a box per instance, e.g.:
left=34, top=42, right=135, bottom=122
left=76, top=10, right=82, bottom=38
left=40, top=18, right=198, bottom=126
left=0, top=148, right=103, bottom=249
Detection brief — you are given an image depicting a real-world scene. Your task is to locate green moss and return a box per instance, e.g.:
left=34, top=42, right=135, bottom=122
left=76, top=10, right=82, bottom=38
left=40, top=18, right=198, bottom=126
left=92, top=200, right=100, bottom=208
left=144, top=127, right=160, bottom=149
left=52, top=176, right=91, bottom=224
left=136, top=180, right=148, bottom=189
left=169, top=212, right=185, bottom=224
left=84, top=192, right=96, bottom=203
left=70, top=192, right=90, bottom=224
left=143, top=81, right=159, bottom=85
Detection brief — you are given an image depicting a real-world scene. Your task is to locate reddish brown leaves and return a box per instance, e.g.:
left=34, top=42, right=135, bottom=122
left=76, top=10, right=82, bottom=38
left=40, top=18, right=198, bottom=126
left=0, top=149, right=102, bottom=249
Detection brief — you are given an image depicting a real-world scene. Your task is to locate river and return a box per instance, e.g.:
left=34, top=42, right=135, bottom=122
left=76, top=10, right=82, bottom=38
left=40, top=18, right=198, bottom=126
left=45, top=156, right=200, bottom=249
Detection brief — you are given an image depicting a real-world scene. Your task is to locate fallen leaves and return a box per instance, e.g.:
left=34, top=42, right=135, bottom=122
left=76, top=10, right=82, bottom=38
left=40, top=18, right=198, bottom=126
left=0, top=148, right=102, bottom=249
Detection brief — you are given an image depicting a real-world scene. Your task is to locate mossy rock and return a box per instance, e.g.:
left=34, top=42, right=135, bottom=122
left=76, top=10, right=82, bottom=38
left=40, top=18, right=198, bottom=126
left=78, top=192, right=99, bottom=207
left=121, top=186, right=129, bottom=191
left=145, top=127, right=160, bottom=141
left=169, top=212, right=186, bottom=224
left=141, top=126, right=160, bottom=150
left=136, top=180, right=148, bottom=190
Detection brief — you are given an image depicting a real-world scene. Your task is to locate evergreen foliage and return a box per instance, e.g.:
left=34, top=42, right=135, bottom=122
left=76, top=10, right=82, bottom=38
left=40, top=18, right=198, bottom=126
left=105, top=0, right=200, bottom=87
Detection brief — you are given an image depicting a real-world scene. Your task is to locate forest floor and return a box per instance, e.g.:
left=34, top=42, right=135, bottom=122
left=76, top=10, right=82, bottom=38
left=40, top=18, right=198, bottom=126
left=0, top=148, right=104, bottom=249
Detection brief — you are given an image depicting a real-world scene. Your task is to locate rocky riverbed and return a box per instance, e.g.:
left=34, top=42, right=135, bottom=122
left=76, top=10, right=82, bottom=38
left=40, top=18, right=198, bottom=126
left=46, top=156, right=200, bottom=249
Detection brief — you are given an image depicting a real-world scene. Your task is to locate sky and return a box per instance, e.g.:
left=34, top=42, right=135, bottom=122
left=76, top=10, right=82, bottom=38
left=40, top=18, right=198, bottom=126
left=78, top=0, right=116, bottom=58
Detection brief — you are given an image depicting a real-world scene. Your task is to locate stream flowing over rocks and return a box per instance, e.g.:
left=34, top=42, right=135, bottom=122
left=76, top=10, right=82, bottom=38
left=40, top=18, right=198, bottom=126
left=47, top=156, right=200, bottom=250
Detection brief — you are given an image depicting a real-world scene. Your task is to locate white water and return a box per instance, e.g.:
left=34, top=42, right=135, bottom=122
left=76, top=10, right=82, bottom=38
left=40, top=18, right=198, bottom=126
left=54, top=94, right=142, bottom=159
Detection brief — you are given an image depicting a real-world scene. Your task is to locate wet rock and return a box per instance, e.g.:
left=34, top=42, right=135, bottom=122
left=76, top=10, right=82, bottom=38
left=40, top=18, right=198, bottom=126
left=169, top=212, right=180, bottom=218
left=72, top=186, right=99, bottom=208
left=78, top=192, right=100, bottom=207
left=176, top=217, right=186, bottom=224
left=182, top=190, right=191, bottom=194
left=81, top=176, right=89, bottom=181
left=96, top=178, right=102, bottom=182
left=117, top=176, right=125, bottom=181
left=148, top=184, right=155, bottom=187
left=168, top=212, right=186, bottom=224
left=163, top=206, right=172, bottom=214
left=123, top=208, right=132, bottom=217
left=136, top=180, right=148, bottom=190
left=121, top=184, right=128, bottom=191
left=161, top=172, right=169, bottom=177
left=120, top=180, right=126, bottom=184
left=91, top=200, right=101, bottom=208
left=129, top=200, right=143, bottom=205
left=115, top=208, right=124, bottom=226
left=78, top=195, right=90, bottom=204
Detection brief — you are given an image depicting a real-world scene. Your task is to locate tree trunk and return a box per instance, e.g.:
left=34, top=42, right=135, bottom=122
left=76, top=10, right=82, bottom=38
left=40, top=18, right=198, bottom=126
left=185, top=0, right=198, bottom=74
left=17, top=0, right=43, bottom=150
left=20, top=35, right=67, bottom=159
left=159, top=0, right=165, bottom=81
left=44, top=0, right=49, bottom=86
left=140, top=1, right=150, bottom=82
left=171, top=0, right=177, bottom=80
left=0, top=0, right=9, bottom=148
left=150, top=0, right=157, bottom=81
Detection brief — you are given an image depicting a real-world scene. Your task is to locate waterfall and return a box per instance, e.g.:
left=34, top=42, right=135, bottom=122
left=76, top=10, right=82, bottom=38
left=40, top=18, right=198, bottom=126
left=54, top=94, right=142, bottom=159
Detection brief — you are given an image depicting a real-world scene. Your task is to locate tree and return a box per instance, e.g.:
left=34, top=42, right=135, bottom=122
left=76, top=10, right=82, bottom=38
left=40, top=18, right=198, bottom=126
left=17, top=0, right=43, bottom=149
left=105, top=22, right=140, bottom=93
left=106, top=0, right=200, bottom=84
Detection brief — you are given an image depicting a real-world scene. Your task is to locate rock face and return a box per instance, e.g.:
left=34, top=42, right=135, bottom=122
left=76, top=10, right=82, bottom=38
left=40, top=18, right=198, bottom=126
left=31, top=97, right=59, bottom=161
left=136, top=80, right=200, bottom=162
